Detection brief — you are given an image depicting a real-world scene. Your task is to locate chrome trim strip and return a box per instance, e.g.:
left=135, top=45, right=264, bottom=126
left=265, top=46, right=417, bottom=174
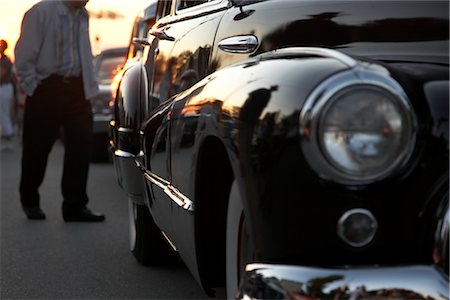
left=114, top=149, right=144, bottom=159
left=261, top=47, right=358, bottom=68
left=218, top=35, right=259, bottom=54
left=136, top=161, right=194, bottom=212
left=117, top=127, right=138, bottom=133
left=240, top=264, right=449, bottom=300
left=162, top=231, right=178, bottom=251
left=174, top=0, right=226, bottom=17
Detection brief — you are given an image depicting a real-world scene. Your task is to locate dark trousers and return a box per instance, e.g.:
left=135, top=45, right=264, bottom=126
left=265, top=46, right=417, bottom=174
left=19, top=75, right=93, bottom=213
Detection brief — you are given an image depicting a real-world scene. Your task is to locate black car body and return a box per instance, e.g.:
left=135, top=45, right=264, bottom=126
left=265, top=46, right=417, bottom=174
left=109, top=1, right=158, bottom=119
left=110, top=0, right=449, bottom=299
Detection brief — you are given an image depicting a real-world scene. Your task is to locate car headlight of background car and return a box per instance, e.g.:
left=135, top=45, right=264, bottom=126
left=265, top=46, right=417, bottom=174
left=300, top=65, right=417, bottom=186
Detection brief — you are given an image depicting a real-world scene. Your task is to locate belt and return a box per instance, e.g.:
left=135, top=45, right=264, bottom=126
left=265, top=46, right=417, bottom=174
left=47, top=74, right=82, bottom=85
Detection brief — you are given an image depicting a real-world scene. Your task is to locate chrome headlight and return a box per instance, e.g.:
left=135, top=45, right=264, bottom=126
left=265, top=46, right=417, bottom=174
left=300, top=66, right=416, bottom=185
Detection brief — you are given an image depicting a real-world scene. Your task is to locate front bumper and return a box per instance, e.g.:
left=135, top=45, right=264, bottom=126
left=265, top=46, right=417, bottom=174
left=112, top=148, right=145, bottom=200
left=110, top=123, right=146, bottom=203
left=240, top=264, right=449, bottom=300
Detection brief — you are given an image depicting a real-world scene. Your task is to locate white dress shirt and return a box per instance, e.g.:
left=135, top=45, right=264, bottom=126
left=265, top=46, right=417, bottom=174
left=15, top=0, right=99, bottom=99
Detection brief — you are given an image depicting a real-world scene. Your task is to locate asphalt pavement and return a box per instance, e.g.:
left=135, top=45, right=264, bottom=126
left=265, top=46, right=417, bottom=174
left=0, top=138, right=210, bottom=299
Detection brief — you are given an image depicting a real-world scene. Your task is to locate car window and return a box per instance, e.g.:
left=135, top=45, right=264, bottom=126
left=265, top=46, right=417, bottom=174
left=177, top=0, right=208, bottom=10
left=176, top=0, right=218, bottom=11
left=156, top=0, right=173, bottom=20
left=97, top=56, right=126, bottom=84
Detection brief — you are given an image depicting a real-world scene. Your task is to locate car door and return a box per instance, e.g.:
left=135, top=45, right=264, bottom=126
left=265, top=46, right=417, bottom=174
left=149, top=0, right=228, bottom=104
left=145, top=0, right=229, bottom=245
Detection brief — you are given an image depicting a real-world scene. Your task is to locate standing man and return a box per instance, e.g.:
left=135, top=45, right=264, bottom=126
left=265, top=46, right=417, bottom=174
left=15, top=0, right=105, bottom=222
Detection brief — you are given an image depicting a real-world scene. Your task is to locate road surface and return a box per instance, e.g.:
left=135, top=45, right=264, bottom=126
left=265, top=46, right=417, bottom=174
left=1, top=138, right=212, bottom=299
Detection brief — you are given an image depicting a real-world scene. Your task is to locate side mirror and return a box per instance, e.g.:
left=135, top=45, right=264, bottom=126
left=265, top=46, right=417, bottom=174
left=133, top=37, right=151, bottom=46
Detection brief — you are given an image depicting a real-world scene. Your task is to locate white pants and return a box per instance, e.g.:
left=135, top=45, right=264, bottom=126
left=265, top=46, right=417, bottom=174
left=0, top=83, right=15, bottom=137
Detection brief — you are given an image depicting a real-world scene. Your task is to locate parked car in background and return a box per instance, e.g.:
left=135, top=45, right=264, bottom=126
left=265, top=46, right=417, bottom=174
left=111, top=0, right=449, bottom=299
left=109, top=1, right=158, bottom=125
left=90, top=47, right=127, bottom=162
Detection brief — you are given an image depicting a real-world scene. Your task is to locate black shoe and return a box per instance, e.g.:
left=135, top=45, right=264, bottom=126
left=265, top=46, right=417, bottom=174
left=63, top=207, right=105, bottom=222
left=23, top=207, right=46, bottom=220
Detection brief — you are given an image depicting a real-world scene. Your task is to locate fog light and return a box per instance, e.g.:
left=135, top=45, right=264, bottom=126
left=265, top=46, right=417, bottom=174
left=337, top=209, right=377, bottom=247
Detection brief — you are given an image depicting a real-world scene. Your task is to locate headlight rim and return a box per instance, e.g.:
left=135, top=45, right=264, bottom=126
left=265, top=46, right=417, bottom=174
left=299, top=66, right=417, bottom=186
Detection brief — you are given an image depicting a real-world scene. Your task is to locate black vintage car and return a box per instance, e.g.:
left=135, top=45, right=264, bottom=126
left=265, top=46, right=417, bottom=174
left=110, top=0, right=449, bottom=299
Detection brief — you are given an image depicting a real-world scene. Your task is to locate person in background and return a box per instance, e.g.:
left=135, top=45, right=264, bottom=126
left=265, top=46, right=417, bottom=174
left=14, top=0, right=105, bottom=222
left=0, top=39, right=17, bottom=149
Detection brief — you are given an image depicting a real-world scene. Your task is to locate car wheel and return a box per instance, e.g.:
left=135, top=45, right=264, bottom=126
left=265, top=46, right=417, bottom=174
left=226, top=180, right=255, bottom=299
left=128, top=198, right=176, bottom=265
left=91, top=133, right=110, bottom=163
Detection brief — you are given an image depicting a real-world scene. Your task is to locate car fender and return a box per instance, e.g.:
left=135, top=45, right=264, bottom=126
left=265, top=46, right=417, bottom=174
left=111, top=62, right=148, bottom=202
left=161, top=47, right=354, bottom=290
left=115, top=62, right=148, bottom=143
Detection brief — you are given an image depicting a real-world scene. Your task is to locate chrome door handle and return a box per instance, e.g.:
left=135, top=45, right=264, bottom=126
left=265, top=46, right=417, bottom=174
left=149, top=29, right=175, bottom=42
left=218, top=35, right=258, bottom=53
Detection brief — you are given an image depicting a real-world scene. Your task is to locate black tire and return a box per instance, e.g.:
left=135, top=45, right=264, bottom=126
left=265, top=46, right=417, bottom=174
left=226, top=181, right=255, bottom=299
left=128, top=198, right=176, bottom=265
left=91, top=133, right=110, bottom=163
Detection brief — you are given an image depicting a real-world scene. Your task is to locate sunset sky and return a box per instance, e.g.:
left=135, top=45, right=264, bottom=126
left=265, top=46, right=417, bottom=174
left=0, top=0, right=155, bottom=61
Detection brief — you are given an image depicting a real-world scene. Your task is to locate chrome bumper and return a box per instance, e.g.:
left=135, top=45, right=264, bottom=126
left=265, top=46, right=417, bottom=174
left=112, top=149, right=145, bottom=203
left=239, top=264, right=449, bottom=300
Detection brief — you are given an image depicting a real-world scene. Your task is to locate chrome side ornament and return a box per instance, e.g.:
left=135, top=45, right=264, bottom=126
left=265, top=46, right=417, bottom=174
left=135, top=160, right=194, bottom=212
